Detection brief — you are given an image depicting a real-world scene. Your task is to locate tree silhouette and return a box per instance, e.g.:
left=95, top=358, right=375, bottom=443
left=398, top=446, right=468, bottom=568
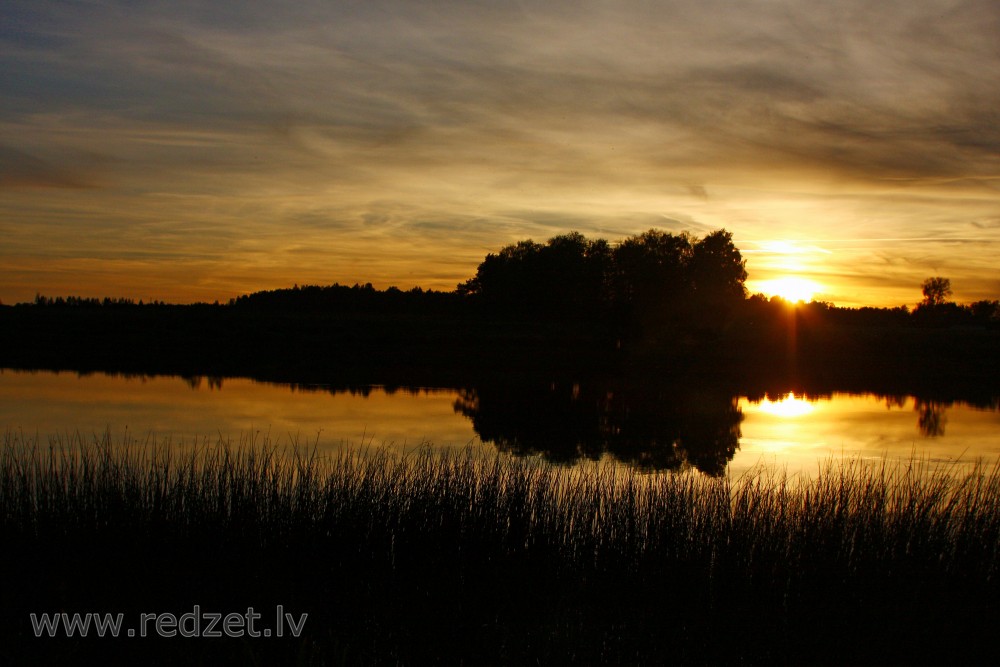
left=456, top=227, right=749, bottom=346
left=689, top=230, right=748, bottom=302
left=459, top=232, right=614, bottom=319
left=969, top=300, right=1000, bottom=326
left=609, top=229, right=693, bottom=334
left=921, top=277, right=952, bottom=306
left=687, top=229, right=748, bottom=334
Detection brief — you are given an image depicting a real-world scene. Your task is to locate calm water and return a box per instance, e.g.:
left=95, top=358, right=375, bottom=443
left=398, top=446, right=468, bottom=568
left=3, top=369, right=999, bottom=476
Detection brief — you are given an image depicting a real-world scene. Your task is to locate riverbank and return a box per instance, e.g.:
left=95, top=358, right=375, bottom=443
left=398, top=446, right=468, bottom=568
left=3, top=432, right=998, bottom=665
left=3, top=302, right=998, bottom=394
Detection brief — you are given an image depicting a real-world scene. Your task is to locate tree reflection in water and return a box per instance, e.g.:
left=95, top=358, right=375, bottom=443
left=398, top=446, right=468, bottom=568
left=454, top=380, right=743, bottom=475
left=915, top=399, right=948, bottom=437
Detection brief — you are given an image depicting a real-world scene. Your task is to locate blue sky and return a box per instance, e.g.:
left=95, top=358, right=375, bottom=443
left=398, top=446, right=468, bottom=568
left=2, top=0, right=999, bottom=306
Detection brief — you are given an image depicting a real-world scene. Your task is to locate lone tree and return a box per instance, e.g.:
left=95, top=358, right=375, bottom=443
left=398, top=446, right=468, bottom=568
left=921, top=277, right=953, bottom=306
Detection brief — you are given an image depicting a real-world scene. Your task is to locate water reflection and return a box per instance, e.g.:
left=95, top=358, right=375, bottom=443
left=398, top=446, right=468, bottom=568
left=916, top=399, right=947, bottom=437
left=454, top=382, right=742, bottom=475
left=756, top=393, right=814, bottom=418
left=735, top=391, right=1000, bottom=476
left=2, top=369, right=999, bottom=475
left=183, top=375, right=224, bottom=391
left=0, top=370, right=477, bottom=450
left=752, top=391, right=950, bottom=437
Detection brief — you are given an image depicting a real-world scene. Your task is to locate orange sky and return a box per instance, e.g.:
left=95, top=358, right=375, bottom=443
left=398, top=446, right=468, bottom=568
left=2, top=0, right=999, bottom=308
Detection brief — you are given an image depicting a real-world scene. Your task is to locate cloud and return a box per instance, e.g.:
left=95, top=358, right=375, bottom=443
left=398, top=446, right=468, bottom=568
left=0, top=146, right=94, bottom=189
left=9, top=0, right=996, bottom=188
left=1, top=0, right=999, bottom=304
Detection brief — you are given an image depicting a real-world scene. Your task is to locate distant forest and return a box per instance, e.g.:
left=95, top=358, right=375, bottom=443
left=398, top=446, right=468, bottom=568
left=22, top=228, right=1000, bottom=327
left=4, top=229, right=999, bottom=390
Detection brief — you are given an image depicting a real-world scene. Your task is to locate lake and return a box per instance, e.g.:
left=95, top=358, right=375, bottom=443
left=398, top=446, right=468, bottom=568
left=3, top=368, right=999, bottom=476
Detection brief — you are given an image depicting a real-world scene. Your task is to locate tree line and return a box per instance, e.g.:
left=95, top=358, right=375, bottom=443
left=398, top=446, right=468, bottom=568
left=30, top=295, right=168, bottom=308
left=23, top=229, right=750, bottom=334
left=457, top=229, right=747, bottom=333
left=15, top=229, right=999, bottom=334
left=5, top=229, right=999, bottom=390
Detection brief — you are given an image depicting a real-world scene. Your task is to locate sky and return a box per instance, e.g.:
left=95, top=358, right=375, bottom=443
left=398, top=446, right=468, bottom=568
left=2, top=0, right=999, bottom=308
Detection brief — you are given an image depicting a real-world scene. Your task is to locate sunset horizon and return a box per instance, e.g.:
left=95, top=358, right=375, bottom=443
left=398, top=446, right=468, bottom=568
left=0, top=228, right=981, bottom=311
left=3, top=0, right=998, bottom=309
left=3, top=3, right=1000, bottom=658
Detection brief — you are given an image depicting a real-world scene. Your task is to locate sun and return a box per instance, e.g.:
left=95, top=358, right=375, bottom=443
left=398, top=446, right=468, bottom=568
left=758, top=276, right=821, bottom=303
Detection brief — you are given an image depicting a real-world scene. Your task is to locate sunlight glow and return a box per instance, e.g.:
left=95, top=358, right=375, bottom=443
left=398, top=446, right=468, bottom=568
left=758, top=277, right=821, bottom=303
left=756, top=393, right=815, bottom=418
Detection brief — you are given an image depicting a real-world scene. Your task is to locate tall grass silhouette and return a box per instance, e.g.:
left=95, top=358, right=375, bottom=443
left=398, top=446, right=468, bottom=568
left=3, top=430, right=999, bottom=665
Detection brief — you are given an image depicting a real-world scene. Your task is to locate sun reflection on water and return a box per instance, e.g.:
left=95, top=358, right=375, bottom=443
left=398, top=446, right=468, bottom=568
left=756, top=392, right=815, bottom=418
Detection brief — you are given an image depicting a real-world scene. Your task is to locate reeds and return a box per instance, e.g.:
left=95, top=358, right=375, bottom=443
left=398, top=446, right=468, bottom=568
left=3, top=430, right=999, bottom=665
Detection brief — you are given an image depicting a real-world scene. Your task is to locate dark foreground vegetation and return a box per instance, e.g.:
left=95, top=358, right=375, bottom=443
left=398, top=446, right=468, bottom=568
left=4, top=432, right=1000, bottom=666
left=2, top=229, right=999, bottom=393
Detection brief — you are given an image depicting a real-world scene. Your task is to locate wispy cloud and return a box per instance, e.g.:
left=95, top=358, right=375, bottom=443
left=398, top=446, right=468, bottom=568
left=1, top=0, right=998, bottom=303
left=0, top=146, right=96, bottom=189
